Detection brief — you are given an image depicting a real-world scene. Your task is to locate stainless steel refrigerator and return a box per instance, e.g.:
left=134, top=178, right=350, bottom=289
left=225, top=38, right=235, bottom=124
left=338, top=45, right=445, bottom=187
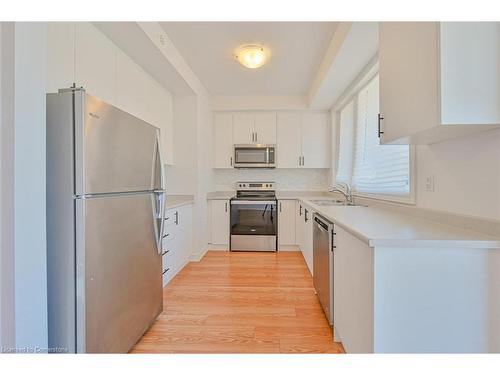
left=46, top=88, right=166, bottom=353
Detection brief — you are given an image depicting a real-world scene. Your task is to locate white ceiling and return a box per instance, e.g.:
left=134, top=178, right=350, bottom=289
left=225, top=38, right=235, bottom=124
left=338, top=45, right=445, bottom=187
left=159, top=22, right=338, bottom=96
left=95, top=22, right=194, bottom=95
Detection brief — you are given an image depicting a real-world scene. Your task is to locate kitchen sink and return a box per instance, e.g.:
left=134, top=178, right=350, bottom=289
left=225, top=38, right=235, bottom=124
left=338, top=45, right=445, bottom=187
left=310, top=199, right=348, bottom=206
left=309, top=199, right=362, bottom=207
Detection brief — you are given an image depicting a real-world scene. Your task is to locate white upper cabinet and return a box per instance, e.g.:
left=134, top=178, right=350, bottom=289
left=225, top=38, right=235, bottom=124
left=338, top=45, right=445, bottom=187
left=254, top=113, right=277, bottom=144
left=277, top=112, right=302, bottom=168
left=233, top=112, right=277, bottom=144
left=233, top=113, right=255, bottom=144
left=47, top=22, right=174, bottom=165
left=46, top=22, right=75, bottom=93
left=440, top=22, right=500, bottom=125
left=214, top=113, right=234, bottom=168
left=276, top=111, right=330, bottom=168
left=75, top=23, right=117, bottom=105
left=379, top=22, right=500, bottom=145
left=301, top=112, right=330, bottom=168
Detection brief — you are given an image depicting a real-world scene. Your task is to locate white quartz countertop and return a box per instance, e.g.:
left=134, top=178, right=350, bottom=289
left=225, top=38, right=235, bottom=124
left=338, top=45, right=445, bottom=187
left=165, top=195, right=194, bottom=210
left=299, top=198, right=500, bottom=249
left=207, top=191, right=235, bottom=200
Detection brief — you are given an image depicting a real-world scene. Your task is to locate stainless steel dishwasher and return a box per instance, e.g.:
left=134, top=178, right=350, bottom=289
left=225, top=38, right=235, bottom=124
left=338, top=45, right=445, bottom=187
left=313, top=213, right=334, bottom=325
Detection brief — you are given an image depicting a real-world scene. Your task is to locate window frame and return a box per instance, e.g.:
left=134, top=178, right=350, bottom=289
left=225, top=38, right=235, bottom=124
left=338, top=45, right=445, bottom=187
left=332, top=68, right=416, bottom=205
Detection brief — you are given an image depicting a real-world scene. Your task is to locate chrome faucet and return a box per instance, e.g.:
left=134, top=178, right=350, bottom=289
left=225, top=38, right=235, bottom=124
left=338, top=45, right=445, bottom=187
left=329, top=182, right=354, bottom=205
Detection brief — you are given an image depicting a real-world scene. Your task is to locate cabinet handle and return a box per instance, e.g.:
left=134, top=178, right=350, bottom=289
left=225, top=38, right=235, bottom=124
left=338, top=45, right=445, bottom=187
left=255, top=132, right=258, bottom=143
left=378, top=113, right=384, bottom=138
left=299, top=205, right=302, bottom=216
left=302, top=156, right=305, bottom=166
left=225, top=202, right=228, bottom=212
left=331, top=227, right=336, bottom=252
left=304, top=209, right=308, bottom=222
left=174, top=211, right=179, bottom=225
left=279, top=202, right=282, bottom=212
left=230, top=156, right=233, bottom=166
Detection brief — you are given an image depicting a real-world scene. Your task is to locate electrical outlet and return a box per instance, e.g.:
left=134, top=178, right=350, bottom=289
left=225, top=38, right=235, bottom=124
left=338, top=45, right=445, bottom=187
left=159, top=34, right=167, bottom=46
left=425, top=175, right=435, bottom=192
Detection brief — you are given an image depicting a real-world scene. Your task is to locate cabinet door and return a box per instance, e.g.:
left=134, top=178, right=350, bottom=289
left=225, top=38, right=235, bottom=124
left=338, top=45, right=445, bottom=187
left=440, top=22, right=500, bottom=125
left=210, top=200, right=230, bottom=245
left=254, top=112, right=277, bottom=144
left=301, top=112, right=330, bottom=168
left=47, top=22, right=75, bottom=93
left=278, top=200, right=296, bottom=245
left=296, top=201, right=304, bottom=251
left=214, top=113, right=234, bottom=168
left=302, top=207, right=314, bottom=275
left=176, top=205, right=193, bottom=270
left=233, top=113, right=255, bottom=144
left=379, top=22, right=439, bottom=143
left=75, top=23, right=116, bottom=104
left=333, top=226, right=374, bottom=353
left=146, top=78, right=173, bottom=165
left=277, top=112, right=302, bottom=168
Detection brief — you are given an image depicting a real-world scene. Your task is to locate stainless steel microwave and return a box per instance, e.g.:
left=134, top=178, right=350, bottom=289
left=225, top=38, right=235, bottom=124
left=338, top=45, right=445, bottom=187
left=233, top=144, right=276, bottom=168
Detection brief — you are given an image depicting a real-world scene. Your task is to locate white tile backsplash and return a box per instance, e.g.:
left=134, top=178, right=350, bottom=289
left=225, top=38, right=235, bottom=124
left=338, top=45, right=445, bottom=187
left=214, top=169, right=330, bottom=191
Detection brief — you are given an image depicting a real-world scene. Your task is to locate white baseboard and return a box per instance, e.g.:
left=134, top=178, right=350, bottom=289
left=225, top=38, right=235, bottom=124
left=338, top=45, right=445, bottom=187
left=190, top=246, right=210, bottom=262
left=207, top=244, right=229, bottom=251
left=278, top=245, right=300, bottom=252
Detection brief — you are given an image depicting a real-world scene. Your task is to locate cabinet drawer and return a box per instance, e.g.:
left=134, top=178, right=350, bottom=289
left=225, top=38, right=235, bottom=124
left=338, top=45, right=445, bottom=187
left=164, top=214, right=174, bottom=227
left=162, top=249, right=173, bottom=267
left=162, top=266, right=171, bottom=286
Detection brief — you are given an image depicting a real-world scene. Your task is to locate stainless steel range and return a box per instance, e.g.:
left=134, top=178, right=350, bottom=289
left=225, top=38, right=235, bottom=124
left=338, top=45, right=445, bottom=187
left=230, top=182, right=277, bottom=252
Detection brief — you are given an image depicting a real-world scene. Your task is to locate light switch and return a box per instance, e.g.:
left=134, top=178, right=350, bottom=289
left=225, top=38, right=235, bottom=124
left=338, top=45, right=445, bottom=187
left=425, top=175, right=435, bottom=192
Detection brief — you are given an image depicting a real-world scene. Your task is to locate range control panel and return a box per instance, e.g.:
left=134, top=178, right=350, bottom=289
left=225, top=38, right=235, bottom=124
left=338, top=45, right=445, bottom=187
left=235, top=182, right=275, bottom=191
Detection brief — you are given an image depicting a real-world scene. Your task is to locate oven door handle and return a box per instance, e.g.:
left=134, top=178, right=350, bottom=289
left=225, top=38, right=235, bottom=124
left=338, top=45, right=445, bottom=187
left=231, top=200, right=277, bottom=205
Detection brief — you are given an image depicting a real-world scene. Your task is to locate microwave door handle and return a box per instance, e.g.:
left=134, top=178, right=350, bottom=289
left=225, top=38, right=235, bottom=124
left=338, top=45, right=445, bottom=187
left=266, top=147, right=270, bottom=164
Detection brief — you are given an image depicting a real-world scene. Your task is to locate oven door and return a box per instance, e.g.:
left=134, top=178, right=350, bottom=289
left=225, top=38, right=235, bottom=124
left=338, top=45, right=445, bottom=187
left=230, top=200, right=277, bottom=252
left=233, top=145, right=276, bottom=168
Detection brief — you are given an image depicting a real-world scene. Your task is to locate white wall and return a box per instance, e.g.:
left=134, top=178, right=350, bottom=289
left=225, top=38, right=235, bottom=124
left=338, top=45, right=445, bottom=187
left=0, top=21, right=16, bottom=351
left=214, top=169, right=329, bottom=191
left=165, top=95, right=197, bottom=194
left=416, top=128, right=500, bottom=221
left=0, top=22, right=48, bottom=352
left=14, top=22, right=48, bottom=351
left=137, top=23, right=216, bottom=259
left=193, top=94, right=215, bottom=258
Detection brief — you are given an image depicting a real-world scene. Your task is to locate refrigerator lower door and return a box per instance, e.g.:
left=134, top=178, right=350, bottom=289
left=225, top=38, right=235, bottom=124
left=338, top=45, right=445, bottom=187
left=75, top=91, right=162, bottom=195
left=75, top=193, right=163, bottom=353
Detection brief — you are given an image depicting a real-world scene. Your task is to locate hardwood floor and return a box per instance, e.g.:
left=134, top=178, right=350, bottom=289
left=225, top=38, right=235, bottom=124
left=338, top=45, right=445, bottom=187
left=131, top=251, right=345, bottom=354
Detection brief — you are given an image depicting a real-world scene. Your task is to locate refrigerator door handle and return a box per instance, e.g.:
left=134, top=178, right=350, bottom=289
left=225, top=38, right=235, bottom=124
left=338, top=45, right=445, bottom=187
left=153, top=130, right=166, bottom=191
left=153, top=191, right=166, bottom=255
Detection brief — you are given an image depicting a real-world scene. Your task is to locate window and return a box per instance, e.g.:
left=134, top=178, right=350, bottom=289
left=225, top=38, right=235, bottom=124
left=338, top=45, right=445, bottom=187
left=336, top=75, right=412, bottom=200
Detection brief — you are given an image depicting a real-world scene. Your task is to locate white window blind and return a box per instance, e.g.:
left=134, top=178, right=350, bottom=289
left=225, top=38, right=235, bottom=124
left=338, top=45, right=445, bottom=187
left=336, top=100, right=355, bottom=184
left=336, top=75, right=411, bottom=197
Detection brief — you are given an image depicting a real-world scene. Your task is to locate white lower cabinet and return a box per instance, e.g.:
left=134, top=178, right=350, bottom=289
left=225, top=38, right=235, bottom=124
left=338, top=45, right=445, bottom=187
left=161, top=204, right=193, bottom=286
left=295, top=201, right=313, bottom=275
left=278, top=200, right=296, bottom=246
left=333, top=225, right=374, bottom=353
left=209, top=200, right=230, bottom=246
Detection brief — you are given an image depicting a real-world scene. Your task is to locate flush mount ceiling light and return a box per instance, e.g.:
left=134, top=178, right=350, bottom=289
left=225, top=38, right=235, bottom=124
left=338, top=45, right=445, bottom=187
left=234, top=44, right=269, bottom=69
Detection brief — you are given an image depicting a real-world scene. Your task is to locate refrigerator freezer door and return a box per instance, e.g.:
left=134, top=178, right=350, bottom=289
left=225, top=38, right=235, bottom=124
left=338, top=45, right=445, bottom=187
left=75, top=193, right=163, bottom=353
left=75, top=92, right=162, bottom=195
